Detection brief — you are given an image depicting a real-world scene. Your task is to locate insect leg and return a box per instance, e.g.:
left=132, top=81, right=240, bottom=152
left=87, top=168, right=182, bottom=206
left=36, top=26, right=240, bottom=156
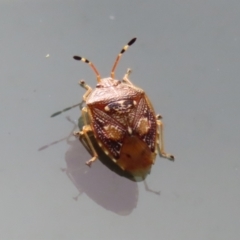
left=79, top=80, right=92, bottom=102
left=50, top=102, right=83, bottom=117
left=156, top=115, right=174, bottom=161
left=74, top=107, right=98, bottom=166
left=144, top=180, right=160, bottom=195
left=122, top=68, right=134, bottom=85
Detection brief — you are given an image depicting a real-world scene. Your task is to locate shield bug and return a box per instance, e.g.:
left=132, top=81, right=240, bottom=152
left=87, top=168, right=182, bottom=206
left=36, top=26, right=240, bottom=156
left=72, top=38, right=174, bottom=177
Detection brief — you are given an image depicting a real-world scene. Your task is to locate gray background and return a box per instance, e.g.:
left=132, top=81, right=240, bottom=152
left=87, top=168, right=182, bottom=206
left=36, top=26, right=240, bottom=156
left=1, top=0, right=240, bottom=239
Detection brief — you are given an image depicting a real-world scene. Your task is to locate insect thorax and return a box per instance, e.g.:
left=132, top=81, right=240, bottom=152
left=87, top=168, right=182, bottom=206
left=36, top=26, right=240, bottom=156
left=86, top=78, right=143, bottom=105
left=87, top=77, right=145, bottom=126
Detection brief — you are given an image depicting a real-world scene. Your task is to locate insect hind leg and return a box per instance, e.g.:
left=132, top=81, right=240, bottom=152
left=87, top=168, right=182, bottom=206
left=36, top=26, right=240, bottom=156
left=156, top=115, right=174, bottom=161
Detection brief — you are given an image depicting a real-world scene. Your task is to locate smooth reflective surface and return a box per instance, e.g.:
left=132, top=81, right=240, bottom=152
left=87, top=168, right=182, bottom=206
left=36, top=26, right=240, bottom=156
left=1, top=1, right=240, bottom=239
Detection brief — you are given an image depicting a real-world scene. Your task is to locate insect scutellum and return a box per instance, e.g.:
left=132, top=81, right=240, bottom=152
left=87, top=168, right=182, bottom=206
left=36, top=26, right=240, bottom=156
left=73, top=38, right=137, bottom=82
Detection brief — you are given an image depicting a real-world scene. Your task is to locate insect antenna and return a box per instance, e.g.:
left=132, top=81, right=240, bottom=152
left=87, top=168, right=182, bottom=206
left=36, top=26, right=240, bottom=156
left=50, top=102, right=83, bottom=117
left=111, top=37, right=137, bottom=79
left=73, top=56, right=101, bottom=83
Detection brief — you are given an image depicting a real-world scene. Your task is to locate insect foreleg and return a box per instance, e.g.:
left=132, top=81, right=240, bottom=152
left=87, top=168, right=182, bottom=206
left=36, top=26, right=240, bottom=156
left=74, top=107, right=98, bottom=166
left=122, top=68, right=133, bottom=85
left=79, top=80, right=92, bottom=102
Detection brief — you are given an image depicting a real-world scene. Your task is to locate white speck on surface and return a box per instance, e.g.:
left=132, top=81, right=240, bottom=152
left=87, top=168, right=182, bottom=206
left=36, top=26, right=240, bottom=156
left=46, top=54, right=50, bottom=58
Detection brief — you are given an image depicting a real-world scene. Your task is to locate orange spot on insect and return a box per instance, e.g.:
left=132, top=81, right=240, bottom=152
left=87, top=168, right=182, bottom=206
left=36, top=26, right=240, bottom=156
left=104, top=124, right=123, bottom=140
left=137, top=117, right=150, bottom=136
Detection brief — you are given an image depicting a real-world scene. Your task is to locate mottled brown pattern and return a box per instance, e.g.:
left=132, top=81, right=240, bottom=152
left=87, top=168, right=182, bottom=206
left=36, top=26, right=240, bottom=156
left=88, top=87, right=157, bottom=159
left=71, top=38, right=174, bottom=173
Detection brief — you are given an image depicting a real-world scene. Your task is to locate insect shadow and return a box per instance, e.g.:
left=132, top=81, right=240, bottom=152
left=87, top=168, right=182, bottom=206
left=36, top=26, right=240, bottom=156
left=39, top=116, right=139, bottom=215
left=39, top=112, right=161, bottom=215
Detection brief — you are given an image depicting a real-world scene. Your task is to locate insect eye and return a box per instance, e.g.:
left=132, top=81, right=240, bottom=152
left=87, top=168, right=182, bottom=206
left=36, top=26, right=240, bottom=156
left=96, top=83, right=103, bottom=88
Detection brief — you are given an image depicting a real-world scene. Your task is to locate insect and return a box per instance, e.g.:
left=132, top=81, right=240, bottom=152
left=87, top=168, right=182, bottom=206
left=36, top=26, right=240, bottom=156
left=52, top=38, right=174, bottom=178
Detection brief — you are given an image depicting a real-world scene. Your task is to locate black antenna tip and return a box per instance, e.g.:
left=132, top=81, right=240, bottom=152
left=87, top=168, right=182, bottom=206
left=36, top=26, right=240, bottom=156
left=50, top=112, right=61, bottom=117
left=128, top=37, right=137, bottom=46
left=73, top=56, right=82, bottom=61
